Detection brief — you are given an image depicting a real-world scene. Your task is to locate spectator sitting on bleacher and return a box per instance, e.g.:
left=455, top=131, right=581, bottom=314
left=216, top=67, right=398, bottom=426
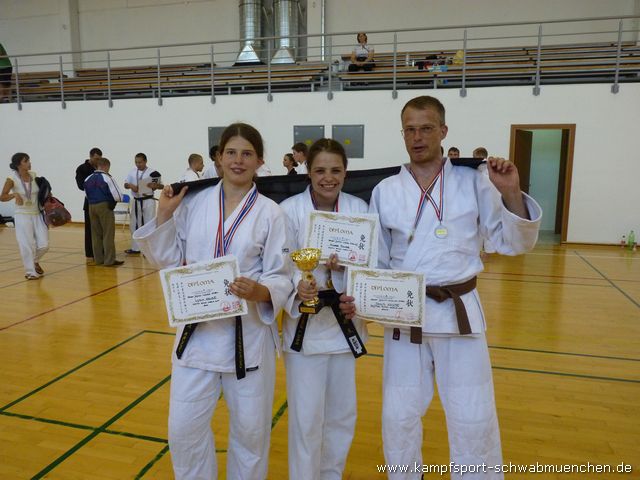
left=0, top=42, right=12, bottom=103
left=348, top=33, right=375, bottom=72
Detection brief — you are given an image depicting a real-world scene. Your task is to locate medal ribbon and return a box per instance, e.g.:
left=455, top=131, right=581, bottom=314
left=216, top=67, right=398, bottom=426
left=136, top=167, right=147, bottom=194
left=178, top=183, right=257, bottom=380
left=409, top=163, right=445, bottom=235
left=310, top=188, right=339, bottom=212
left=216, top=184, right=259, bottom=257
left=20, top=175, right=33, bottom=203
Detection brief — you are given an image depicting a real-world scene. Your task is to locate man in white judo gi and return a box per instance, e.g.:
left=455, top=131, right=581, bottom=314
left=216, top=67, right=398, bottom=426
left=341, top=95, right=542, bottom=479
left=123, top=152, right=162, bottom=254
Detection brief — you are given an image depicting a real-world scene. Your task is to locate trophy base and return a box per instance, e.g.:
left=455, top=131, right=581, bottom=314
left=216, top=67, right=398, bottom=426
left=299, top=302, right=322, bottom=314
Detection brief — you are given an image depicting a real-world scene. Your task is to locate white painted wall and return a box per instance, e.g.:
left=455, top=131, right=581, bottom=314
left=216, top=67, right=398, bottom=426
left=529, top=129, right=562, bottom=231
left=1, top=83, right=638, bottom=244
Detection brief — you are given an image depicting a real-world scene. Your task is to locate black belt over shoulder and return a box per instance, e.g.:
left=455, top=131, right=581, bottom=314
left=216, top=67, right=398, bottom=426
left=290, top=289, right=367, bottom=358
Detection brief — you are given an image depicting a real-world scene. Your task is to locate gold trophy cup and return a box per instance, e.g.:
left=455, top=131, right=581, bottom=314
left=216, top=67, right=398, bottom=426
left=290, top=248, right=322, bottom=314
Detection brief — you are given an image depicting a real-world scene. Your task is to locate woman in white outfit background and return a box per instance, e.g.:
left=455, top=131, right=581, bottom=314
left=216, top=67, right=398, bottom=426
left=1, top=152, right=49, bottom=280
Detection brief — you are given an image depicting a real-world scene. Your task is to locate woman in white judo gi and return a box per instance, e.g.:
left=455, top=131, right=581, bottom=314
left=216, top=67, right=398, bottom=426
left=280, top=138, right=368, bottom=480
left=1, top=152, right=49, bottom=280
left=134, top=123, right=293, bottom=480
left=341, top=96, right=542, bottom=479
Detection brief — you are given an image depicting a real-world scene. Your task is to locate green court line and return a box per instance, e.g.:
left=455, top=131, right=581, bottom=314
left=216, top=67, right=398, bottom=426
left=135, top=445, right=170, bottom=480
left=143, top=329, right=174, bottom=336
left=367, top=334, right=640, bottom=362
left=271, top=400, right=288, bottom=429
left=134, top=399, right=289, bottom=478
left=488, top=345, right=640, bottom=362
left=100, top=429, right=167, bottom=444
left=0, top=410, right=168, bottom=443
left=492, top=366, right=640, bottom=384
left=480, top=276, right=611, bottom=288
left=0, top=331, right=147, bottom=412
left=0, top=411, right=95, bottom=432
left=30, top=375, right=171, bottom=479
left=575, top=250, right=640, bottom=309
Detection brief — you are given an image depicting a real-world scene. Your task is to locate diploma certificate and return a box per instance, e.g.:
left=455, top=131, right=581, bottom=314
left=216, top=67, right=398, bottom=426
left=304, top=211, right=379, bottom=268
left=347, top=267, right=425, bottom=328
left=159, top=255, right=248, bottom=327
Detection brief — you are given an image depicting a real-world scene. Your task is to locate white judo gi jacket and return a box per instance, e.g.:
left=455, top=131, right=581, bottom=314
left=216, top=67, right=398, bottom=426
left=280, top=186, right=369, bottom=354
left=134, top=183, right=293, bottom=371
left=125, top=166, right=158, bottom=250
left=370, top=161, right=542, bottom=335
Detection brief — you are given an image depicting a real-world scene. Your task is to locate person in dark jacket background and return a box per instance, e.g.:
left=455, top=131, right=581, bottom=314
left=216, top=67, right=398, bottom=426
left=84, top=157, right=123, bottom=267
left=75, top=147, right=102, bottom=260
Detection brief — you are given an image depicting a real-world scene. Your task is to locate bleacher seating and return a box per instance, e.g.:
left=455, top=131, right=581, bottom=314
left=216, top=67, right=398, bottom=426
left=337, top=41, right=640, bottom=89
left=10, top=41, right=640, bottom=103
left=15, top=62, right=328, bottom=101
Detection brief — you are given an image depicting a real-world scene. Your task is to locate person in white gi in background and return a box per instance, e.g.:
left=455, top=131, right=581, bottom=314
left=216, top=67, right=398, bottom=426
left=123, top=152, right=162, bottom=254
left=133, top=123, right=293, bottom=480
left=280, top=138, right=369, bottom=480
left=292, top=142, right=308, bottom=174
left=256, top=162, right=272, bottom=176
left=180, top=153, right=204, bottom=182
left=1, top=152, right=48, bottom=279
left=202, top=145, right=223, bottom=179
left=340, top=95, right=542, bottom=479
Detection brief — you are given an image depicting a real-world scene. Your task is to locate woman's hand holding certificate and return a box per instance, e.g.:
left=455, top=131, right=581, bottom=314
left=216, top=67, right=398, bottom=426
left=160, top=255, right=248, bottom=327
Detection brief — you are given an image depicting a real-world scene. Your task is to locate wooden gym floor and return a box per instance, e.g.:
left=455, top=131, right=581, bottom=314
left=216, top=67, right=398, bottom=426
left=0, top=224, right=638, bottom=479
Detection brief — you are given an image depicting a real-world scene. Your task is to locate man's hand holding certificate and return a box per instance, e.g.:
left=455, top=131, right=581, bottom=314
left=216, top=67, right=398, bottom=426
left=346, top=267, right=425, bottom=328
left=160, top=255, right=248, bottom=327
left=304, top=211, right=379, bottom=267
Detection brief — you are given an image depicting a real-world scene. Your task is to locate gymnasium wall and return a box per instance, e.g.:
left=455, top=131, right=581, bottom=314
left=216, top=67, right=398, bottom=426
left=1, top=83, right=638, bottom=244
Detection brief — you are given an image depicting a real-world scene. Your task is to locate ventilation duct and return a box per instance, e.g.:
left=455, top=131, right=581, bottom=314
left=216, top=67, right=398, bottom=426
left=272, top=0, right=299, bottom=64
left=235, top=0, right=264, bottom=65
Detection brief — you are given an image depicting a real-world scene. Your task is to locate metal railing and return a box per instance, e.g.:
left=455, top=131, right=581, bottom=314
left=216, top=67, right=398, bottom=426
left=4, top=15, right=639, bottom=110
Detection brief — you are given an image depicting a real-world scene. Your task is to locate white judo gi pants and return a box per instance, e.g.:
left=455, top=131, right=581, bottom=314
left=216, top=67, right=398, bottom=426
left=382, top=330, right=503, bottom=480
left=168, top=337, right=276, bottom=480
left=14, top=213, right=48, bottom=276
left=285, top=352, right=356, bottom=480
left=129, top=198, right=156, bottom=251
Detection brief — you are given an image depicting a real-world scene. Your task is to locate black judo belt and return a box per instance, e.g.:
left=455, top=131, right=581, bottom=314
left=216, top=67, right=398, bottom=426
left=176, top=316, right=246, bottom=379
left=133, top=195, right=154, bottom=230
left=290, top=289, right=367, bottom=358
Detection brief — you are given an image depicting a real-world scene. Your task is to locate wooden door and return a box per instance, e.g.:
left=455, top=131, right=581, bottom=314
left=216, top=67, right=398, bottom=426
left=513, top=129, right=533, bottom=193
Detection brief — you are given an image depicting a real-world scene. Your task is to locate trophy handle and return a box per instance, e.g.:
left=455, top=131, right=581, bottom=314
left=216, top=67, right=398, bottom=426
left=302, top=270, right=316, bottom=284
